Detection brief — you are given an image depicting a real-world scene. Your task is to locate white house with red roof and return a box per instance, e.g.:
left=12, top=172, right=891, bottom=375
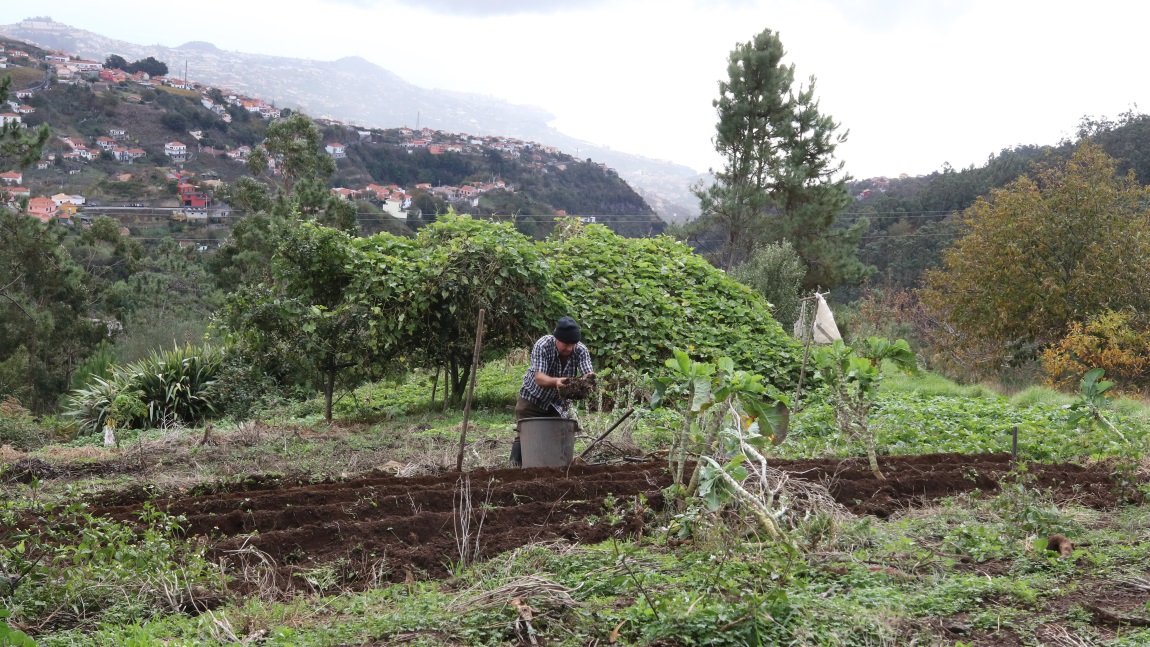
left=165, top=142, right=188, bottom=161
left=0, top=171, right=21, bottom=184
left=325, top=143, right=346, bottom=159
left=0, top=113, right=21, bottom=126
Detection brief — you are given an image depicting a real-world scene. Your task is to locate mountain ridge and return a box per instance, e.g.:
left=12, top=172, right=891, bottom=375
left=0, top=19, right=702, bottom=220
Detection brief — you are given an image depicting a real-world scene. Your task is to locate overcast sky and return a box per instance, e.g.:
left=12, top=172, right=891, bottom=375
left=3, top=0, right=1146, bottom=178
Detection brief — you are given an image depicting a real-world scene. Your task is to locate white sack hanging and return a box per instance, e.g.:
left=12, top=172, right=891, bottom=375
left=811, top=293, right=841, bottom=343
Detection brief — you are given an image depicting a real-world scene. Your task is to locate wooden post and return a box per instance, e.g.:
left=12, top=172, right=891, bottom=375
left=456, top=309, right=486, bottom=472
left=1012, top=425, right=1019, bottom=462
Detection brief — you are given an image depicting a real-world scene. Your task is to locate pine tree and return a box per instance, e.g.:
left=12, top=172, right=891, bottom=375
left=691, top=28, right=869, bottom=289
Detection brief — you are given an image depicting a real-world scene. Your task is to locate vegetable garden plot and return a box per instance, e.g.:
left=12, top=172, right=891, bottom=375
left=84, top=454, right=1132, bottom=589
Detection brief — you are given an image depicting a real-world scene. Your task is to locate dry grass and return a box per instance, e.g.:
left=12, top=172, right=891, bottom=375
left=4, top=66, right=45, bottom=90
left=38, top=446, right=115, bottom=463
left=448, top=575, right=580, bottom=613
left=155, top=85, right=199, bottom=99
left=0, top=444, right=25, bottom=463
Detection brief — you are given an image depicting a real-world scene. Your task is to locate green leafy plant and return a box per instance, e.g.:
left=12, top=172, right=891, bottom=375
left=1, top=500, right=221, bottom=634
left=1065, top=367, right=1126, bottom=441
left=0, top=610, right=35, bottom=647
left=653, top=349, right=789, bottom=538
left=66, top=344, right=224, bottom=432
left=546, top=225, right=805, bottom=389
left=812, top=337, right=917, bottom=479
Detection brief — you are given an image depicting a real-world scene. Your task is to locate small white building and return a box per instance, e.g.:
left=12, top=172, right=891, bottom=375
left=165, top=141, right=188, bottom=161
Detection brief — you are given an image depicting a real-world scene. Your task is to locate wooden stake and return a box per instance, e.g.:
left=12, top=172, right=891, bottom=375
left=456, top=309, right=486, bottom=472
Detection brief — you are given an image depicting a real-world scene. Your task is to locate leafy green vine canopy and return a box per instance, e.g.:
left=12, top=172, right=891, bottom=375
left=545, top=224, right=803, bottom=388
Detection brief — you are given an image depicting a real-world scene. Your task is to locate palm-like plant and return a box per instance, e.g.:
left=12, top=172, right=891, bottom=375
left=67, top=345, right=224, bottom=432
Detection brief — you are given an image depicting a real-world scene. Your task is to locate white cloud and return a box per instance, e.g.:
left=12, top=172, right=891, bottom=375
left=4, top=0, right=1150, bottom=178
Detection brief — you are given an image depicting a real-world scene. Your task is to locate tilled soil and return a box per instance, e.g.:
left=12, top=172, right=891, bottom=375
left=86, top=453, right=1133, bottom=588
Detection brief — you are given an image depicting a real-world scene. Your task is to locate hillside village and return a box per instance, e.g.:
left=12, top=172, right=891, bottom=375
left=0, top=37, right=646, bottom=234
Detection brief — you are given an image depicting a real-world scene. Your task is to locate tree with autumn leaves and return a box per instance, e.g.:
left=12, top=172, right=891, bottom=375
left=920, top=142, right=1150, bottom=376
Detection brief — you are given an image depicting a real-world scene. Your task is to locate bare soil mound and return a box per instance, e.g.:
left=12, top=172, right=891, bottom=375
left=86, top=453, right=1131, bottom=587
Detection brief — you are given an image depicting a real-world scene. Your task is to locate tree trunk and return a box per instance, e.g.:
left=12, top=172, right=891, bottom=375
left=455, top=360, right=472, bottom=406
left=324, top=364, right=336, bottom=422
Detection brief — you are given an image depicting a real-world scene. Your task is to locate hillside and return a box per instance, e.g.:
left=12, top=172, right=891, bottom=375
left=843, top=112, right=1150, bottom=292
left=0, top=19, right=700, bottom=220
left=12, top=79, right=660, bottom=236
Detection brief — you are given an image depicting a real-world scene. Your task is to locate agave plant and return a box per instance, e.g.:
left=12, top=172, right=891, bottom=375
left=67, top=345, right=225, bottom=432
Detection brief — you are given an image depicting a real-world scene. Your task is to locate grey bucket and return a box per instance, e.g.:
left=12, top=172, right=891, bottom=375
left=517, top=417, right=578, bottom=468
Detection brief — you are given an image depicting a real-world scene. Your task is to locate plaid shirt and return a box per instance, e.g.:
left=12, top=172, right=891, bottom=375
left=519, top=335, right=593, bottom=413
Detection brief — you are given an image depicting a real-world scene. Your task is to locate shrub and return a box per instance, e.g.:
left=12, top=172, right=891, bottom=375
left=66, top=344, right=224, bottom=431
left=0, top=396, right=45, bottom=451
left=1041, top=310, right=1150, bottom=393
left=729, top=240, right=805, bottom=329
left=545, top=224, right=804, bottom=389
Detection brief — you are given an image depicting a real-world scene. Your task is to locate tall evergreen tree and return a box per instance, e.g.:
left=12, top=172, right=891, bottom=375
left=691, top=28, right=869, bottom=289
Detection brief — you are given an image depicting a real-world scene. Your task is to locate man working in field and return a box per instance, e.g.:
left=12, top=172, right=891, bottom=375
left=510, top=316, right=594, bottom=466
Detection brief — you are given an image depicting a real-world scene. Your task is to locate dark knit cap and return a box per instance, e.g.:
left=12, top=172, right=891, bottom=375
left=553, top=316, right=581, bottom=343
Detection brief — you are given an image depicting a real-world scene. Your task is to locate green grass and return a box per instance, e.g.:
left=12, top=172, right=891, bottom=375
left=882, top=366, right=1002, bottom=399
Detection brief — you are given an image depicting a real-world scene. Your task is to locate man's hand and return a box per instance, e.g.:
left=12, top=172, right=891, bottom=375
left=555, top=377, right=569, bottom=388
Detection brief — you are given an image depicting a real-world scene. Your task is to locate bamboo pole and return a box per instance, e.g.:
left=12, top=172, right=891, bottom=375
left=456, top=309, right=486, bottom=472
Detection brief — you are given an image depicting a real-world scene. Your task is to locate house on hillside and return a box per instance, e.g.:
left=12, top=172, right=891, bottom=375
left=330, top=187, right=358, bottom=201
left=325, top=143, right=346, bottom=159
left=0, top=171, right=21, bottom=184
left=0, top=113, right=21, bottom=126
left=165, top=141, right=188, bottom=162
left=50, top=193, right=85, bottom=206
left=27, top=197, right=57, bottom=223
left=72, top=59, right=102, bottom=71
left=57, top=201, right=78, bottom=219
left=109, top=128, right=127, bottom=139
